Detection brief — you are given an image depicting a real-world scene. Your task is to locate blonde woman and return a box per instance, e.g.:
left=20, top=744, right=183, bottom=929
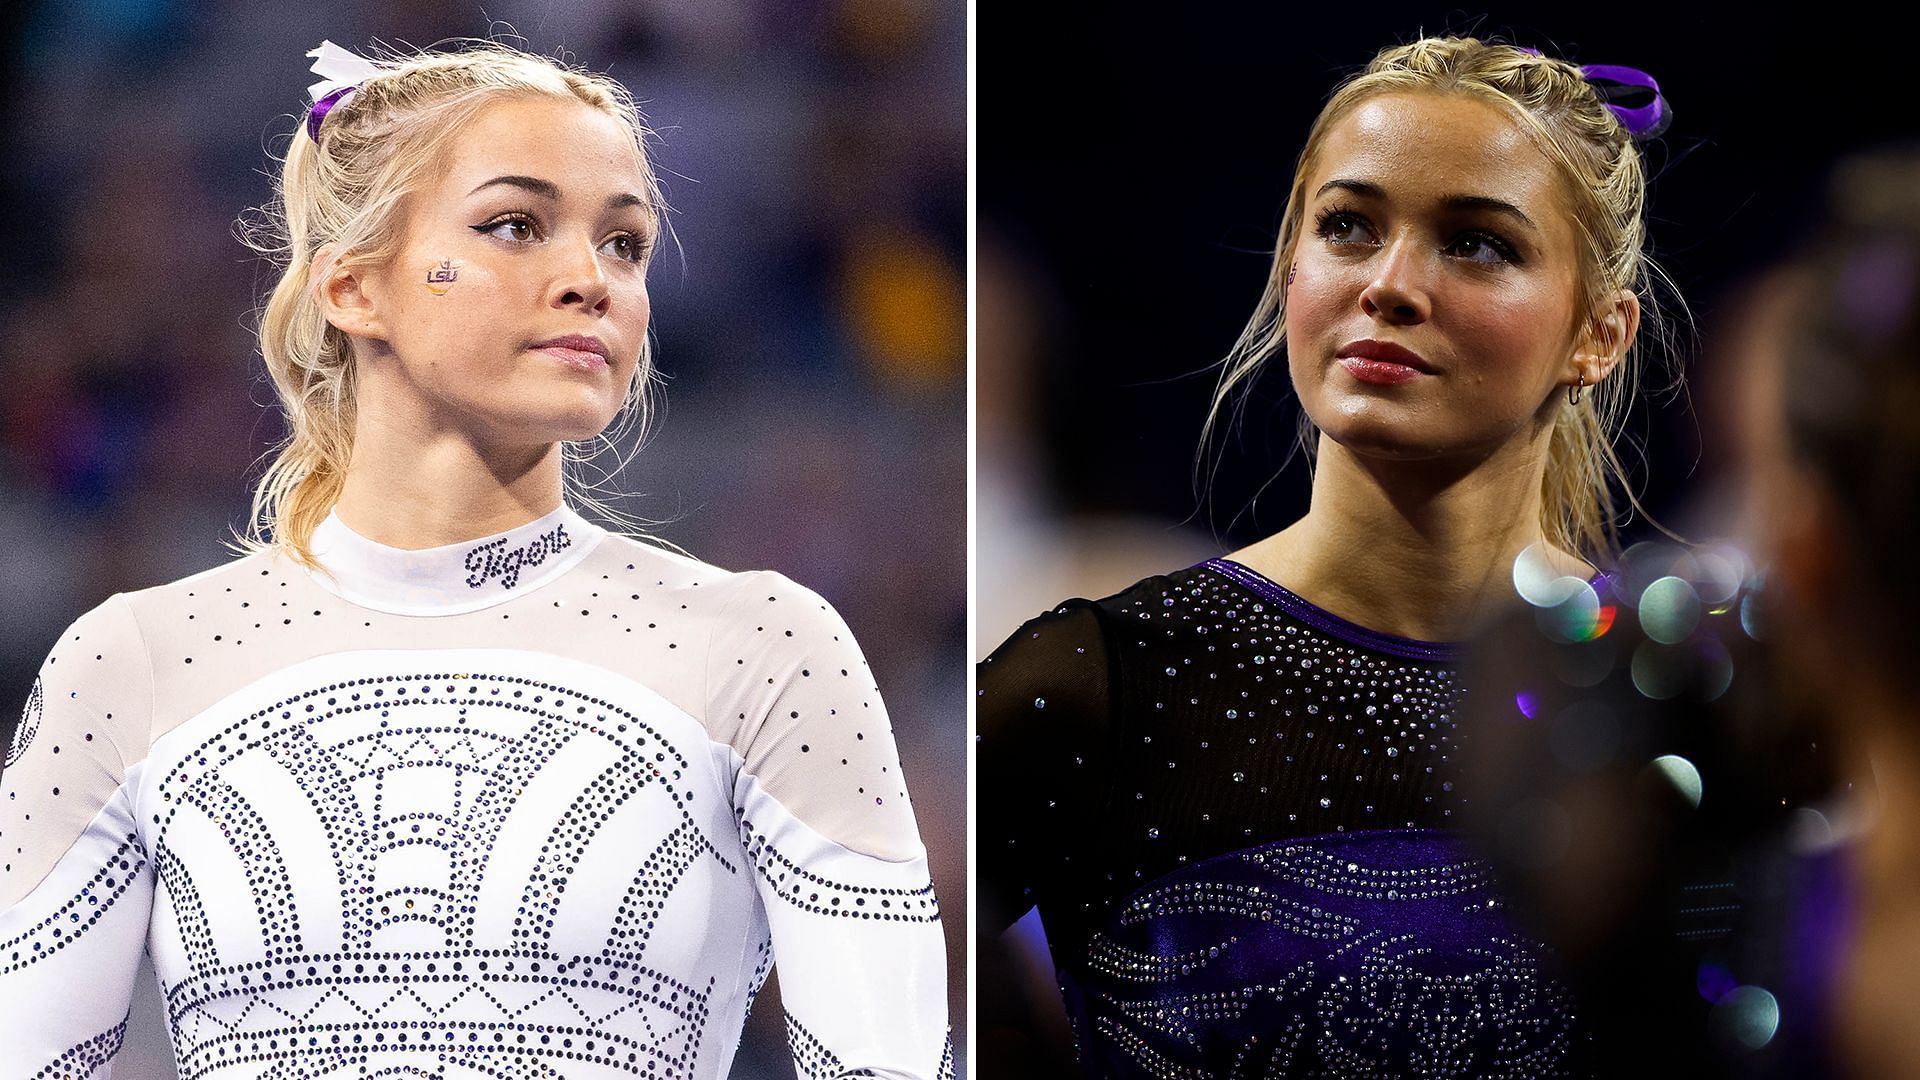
left=978, top=36, right=1675, bottom=1077
left=0, top=40, right=950, bottom=1078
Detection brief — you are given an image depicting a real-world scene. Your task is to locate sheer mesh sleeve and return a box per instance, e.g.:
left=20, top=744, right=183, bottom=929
left=707, top=570, right=951, bottom=1079
left=0, top=594, right=157, bottom=1075
left=976, top=600, right=1114, bottom=936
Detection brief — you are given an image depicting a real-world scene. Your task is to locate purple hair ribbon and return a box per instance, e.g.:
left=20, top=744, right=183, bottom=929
left=1517, top=47, right=1671, bottom=138
left=1580, top=62, right=1670, bottom=138
left=305, top=84, right=356, bottom=142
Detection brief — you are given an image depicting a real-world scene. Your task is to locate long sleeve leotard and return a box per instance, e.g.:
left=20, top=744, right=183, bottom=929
left=0, top=503, right=952, bottom=1079
left=978, top=559, right=1579, bottom=1078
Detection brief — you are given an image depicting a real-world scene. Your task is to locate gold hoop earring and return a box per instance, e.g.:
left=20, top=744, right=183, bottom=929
left=1568, top=374, right=1584, bottom=406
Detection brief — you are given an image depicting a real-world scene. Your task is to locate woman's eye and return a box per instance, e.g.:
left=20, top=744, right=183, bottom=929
left=1317, top=211, right=1374, bottom=246
left=477, top=216, right=538, bottom=243
left=1447, top=233, right=1516, bottom=265
left=602, top=233, right=651, bottom=263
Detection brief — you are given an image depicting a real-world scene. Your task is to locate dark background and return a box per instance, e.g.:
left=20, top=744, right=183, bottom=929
left=0, top=1, right=964, bottom=1076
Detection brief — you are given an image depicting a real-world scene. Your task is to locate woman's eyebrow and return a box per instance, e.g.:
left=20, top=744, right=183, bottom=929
left=1438, top=193, right=1537, bottom=231
left=1315, top=178, right=1386, bottom=201
left=468, top=174, right=649, bottom=210
left=1314, top=178, right=1536, bottom=231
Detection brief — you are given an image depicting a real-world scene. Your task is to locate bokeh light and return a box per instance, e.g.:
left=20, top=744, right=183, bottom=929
left=1694, top=634, right=1735, bottom=702
left=1616, top=542, right=1702, bottom=609
left=1649, top=754, right=1704, bottom=808
left=1549, top=636, right=1616, bottom=688
left=1696, top=962, right=1737, bottom=1004
left=1631, top=641, right=1692, bottom=700
left=1535, top=578, right=1603, bottom=643
left=1740, top=586, right=1766, bottom=641
left=1639, top=576, right=1703, bottom=644
left=1693, top=547, right=1746, bottom=608
left=1513, top=543, right=1585, bottom=608
left=1788, top=807, right=1834, bottom=853
left=1711, top=985, right=1780, bottom=1050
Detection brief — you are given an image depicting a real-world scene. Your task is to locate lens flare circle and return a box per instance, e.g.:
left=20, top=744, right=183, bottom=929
left=1631, top=642, right=1690, bottom=700
left=1650, top=753, right=1703, bottom=808
left=1514, top=544, right=1583, bottom=607
left=1640, top=576, right=1702, bottom=644
left=1714, top=985, right=1780, bottom=1050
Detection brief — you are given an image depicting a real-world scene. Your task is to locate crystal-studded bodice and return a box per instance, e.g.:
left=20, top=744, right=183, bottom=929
left=978, top=559, right=1580, bottom=1077
left=0, top=504, right=952, bottom=1078
left=1069, top=829, right=1575, bottom=1077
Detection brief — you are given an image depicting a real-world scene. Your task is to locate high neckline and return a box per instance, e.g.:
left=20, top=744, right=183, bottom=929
left=305, top=503, right=606, bottom=616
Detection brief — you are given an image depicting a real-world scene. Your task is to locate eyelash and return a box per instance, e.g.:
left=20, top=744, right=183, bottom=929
left=472, top=211, right=653, bottom=264
left=1310, top=204, right=1521, bottom=265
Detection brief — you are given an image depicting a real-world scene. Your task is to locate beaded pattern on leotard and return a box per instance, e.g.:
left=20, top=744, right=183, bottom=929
left=0, top=503, right=952, bottom=1078
left=1073, top=831, right=1576, bottom=1078
left=983, top=560, right=1579, bottom=1077
left=6, top=679, right=41, bottom=770
left=0, top=832, right=145, bottom=976
left=142, top=666, right=741, bottom=1079
left=37, top=1019, right=127, bottom=1079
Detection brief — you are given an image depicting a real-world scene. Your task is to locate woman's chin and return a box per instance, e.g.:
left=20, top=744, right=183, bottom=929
left=549, top=415, right=621, bottom=445
left=1315, top=419, right=1490, bottom=466
left=530, top=392, right=627, bottom=442
left=486, top=407, right=621, bottom=449
left=1311, top=404, right=1451, bottom=461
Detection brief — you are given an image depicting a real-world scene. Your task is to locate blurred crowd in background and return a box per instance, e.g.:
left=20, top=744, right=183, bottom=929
left=0, top=1, right=965, bottom=1075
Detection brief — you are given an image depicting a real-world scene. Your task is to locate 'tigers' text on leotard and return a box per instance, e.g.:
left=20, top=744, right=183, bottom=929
left=463, top=524, right=572, bottom=590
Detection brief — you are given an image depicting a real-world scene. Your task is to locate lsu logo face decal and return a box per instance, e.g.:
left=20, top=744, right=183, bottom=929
left=425, top=259, right=461, bottom=295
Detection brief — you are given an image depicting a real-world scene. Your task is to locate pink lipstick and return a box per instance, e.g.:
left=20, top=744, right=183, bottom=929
left=530, top=334, right=610, bottom=371
left=1336, top=339, right=1433, bottom=385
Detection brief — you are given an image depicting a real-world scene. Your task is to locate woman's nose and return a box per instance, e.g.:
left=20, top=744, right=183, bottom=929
left=1358, top=238, right=1432, bottom=324
left=550, top=237, right=611, bottom=314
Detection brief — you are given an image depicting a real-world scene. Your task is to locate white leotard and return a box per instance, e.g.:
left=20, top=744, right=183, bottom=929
left=0, top=503, right=951, bottom=1078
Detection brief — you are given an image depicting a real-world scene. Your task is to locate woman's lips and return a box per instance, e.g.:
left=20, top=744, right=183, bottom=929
left=534, top=345, right=608, bottom=371
left=1337, top=356, right=1428, bottom=385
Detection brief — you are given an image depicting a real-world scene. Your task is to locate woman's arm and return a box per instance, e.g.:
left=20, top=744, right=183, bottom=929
left=975, top=600, right=1113, bottom=935
left=0, top=594, right=158, bottom=1076
left=709, top=571, right=951, bottom=1079
left=974, top=600, right=1115, bottom=1076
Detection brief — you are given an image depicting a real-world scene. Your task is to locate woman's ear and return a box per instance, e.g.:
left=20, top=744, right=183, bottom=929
left=1571, top=288, right=1641, bottom=388
left=312, top=242, right=391, bottom=344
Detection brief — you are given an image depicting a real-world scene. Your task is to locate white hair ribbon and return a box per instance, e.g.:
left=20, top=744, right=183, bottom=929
left=306, top=39, right=381, bottom=103
left=304, top=40, right=381, bottom=140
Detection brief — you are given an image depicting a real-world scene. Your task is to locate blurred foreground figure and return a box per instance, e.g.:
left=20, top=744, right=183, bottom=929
left=1462, top=148, right=1920, bottom=1078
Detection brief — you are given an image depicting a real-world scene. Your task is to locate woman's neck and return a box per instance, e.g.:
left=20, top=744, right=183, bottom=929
left=331, top=409, right=565, bottom=550
left=1229, top=431, right=1586, bottom=641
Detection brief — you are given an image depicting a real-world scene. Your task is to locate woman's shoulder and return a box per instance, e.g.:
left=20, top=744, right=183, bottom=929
left=985, top=560, right=1220, bottom=659
left=588, top=534, right=867, bottom=669
left=589, top=528, right=725, bottom=583
left=593, top=530, right=825, bottom=599
left=978, top=560, right=1224, bottom=738
left=105, top=547, right=284, bottom=626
